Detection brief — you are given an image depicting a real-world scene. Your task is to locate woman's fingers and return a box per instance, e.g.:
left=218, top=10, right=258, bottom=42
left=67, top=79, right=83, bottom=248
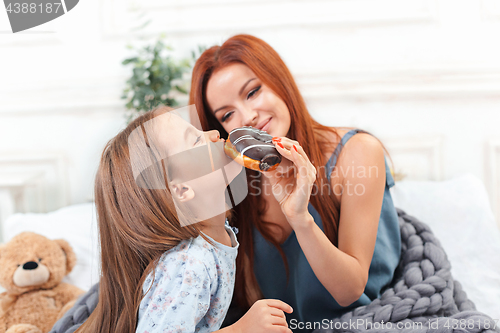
left=266, top=138, right=317, bottom=219
left=274, top=141, right=307, bottom=176
left=273, top=140, right=293, bottom=162
left=272, top=137, right=302, bottom=154
left=288, top=145, right=317, bottom=184
left=272, top=136, right=297, bottom=146
left=268, top=139, right=316, bottom=190
left=273, top=138, right=314, bottom=170
left=277, top=138, right=309, bottom=160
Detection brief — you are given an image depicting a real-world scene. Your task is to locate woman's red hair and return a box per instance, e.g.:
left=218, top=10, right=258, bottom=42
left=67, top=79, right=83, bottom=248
left=189, top=34, right=392, bottom=310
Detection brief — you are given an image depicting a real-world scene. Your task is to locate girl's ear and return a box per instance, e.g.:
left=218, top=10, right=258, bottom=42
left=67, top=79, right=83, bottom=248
left=171, top=183, right=195, bottom=202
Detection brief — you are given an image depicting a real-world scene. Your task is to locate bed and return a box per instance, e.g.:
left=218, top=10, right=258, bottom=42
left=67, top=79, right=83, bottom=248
left=1, top=173, right=499, bottom=327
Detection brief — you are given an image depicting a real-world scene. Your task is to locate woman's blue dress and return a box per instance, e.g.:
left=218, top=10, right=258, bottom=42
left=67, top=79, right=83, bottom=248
left=253, top=129, right=402, bottom=332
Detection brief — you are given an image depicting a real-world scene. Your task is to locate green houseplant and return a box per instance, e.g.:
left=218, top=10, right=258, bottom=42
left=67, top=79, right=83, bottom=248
left=121, top=36, right=205, bottom=123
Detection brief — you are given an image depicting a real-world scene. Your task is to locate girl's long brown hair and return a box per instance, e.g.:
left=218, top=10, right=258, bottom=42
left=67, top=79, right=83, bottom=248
left=189, top=34, right=394, bottom=310
left=77, top=106, right=210, bottom=332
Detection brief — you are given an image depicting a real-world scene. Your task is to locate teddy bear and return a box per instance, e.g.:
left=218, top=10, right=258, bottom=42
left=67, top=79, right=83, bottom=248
left=0, top=232, right=85, bottom=333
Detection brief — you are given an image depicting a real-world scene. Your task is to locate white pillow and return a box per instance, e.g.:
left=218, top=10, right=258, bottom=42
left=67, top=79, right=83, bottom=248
left=1, top=203, right=100, bottom=293
left=390, top=173, right=500, bottom=319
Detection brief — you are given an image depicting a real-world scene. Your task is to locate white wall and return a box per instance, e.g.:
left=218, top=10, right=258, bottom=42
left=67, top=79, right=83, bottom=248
left=1, top=0, right=500, bottom=225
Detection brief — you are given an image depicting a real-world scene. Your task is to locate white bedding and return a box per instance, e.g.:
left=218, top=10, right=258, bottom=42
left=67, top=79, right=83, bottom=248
left=1, top=173, right=498, bottom=318
left=1, top=203, right=100, bottom=292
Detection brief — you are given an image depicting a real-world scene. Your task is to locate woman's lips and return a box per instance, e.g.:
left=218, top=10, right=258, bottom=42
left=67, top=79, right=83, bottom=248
left=260, top=118, right=271, bottom=133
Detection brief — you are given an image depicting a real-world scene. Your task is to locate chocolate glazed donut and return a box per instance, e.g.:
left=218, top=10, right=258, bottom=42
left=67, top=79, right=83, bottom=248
left=224, top=126, right=282, bottom=172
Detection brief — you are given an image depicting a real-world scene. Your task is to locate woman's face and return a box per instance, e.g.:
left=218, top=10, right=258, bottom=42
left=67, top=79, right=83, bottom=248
left=206, top=63, right=291, bottom=138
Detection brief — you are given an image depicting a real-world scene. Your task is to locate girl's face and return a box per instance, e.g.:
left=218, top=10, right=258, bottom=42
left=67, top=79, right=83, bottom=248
left=159, top=112, right=220, bottom=156
left=206, top=63, right=291, bottom=138
left=154, top=112, right=242, bottom=187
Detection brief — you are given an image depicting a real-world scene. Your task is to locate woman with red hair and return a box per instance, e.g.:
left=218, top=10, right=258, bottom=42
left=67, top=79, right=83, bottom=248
left=189, top=34, right=401, bottom=332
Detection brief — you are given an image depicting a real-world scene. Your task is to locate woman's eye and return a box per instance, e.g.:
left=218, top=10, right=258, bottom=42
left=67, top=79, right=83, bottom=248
left=247, top=86, right=261, bottom=99
left=221, top=111, right=234, bottom=123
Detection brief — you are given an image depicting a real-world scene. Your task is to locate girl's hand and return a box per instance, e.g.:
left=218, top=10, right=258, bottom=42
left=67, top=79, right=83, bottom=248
left=262, top=137, right=317, bottom=228
left=231, top=299, right=293, bottom=333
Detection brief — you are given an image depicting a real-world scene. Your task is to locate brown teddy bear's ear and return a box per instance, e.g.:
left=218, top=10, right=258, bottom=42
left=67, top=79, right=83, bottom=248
left=54, top=239, right=77, bottom=274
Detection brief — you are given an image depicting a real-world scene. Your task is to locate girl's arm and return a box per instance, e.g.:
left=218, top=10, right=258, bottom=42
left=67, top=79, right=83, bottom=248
left=266, top=135, right=386, bottom=306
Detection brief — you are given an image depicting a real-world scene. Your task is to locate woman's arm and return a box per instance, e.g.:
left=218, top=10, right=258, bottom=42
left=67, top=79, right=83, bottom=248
left=268, top=134, right=386, bottom=306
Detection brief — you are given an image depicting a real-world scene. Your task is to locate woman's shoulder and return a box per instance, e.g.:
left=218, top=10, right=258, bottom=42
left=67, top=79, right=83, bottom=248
left=321, top=127, right=385, bottom=184
left=317, top=127, right=374, bottom=162
left=319, top=126, right=375, bottom=143
left=320, top=127, right=382, bottom=153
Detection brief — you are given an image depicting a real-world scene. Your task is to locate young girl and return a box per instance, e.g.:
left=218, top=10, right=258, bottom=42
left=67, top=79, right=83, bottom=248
left=189, top=35, right=402, bottom=331
left=75, top=106, right=294, bottom=333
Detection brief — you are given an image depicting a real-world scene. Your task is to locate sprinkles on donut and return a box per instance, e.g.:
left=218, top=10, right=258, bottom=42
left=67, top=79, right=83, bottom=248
left=224, top=126, right=282, bottom=172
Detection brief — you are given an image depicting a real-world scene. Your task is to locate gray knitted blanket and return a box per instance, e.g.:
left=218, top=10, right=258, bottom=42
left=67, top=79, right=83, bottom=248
left=49, top=208, right=499, bottom=333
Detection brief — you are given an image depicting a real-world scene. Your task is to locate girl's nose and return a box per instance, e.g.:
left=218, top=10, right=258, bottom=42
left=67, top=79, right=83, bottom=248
left=205, top=130, right=221, bottom=143
left=242, top=107, right=258, bottom=127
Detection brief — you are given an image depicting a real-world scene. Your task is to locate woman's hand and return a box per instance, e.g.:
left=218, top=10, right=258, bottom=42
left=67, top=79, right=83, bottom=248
left=262, top=137, right=317, bottom=228
left=230, top=299, right=293, bottom=333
